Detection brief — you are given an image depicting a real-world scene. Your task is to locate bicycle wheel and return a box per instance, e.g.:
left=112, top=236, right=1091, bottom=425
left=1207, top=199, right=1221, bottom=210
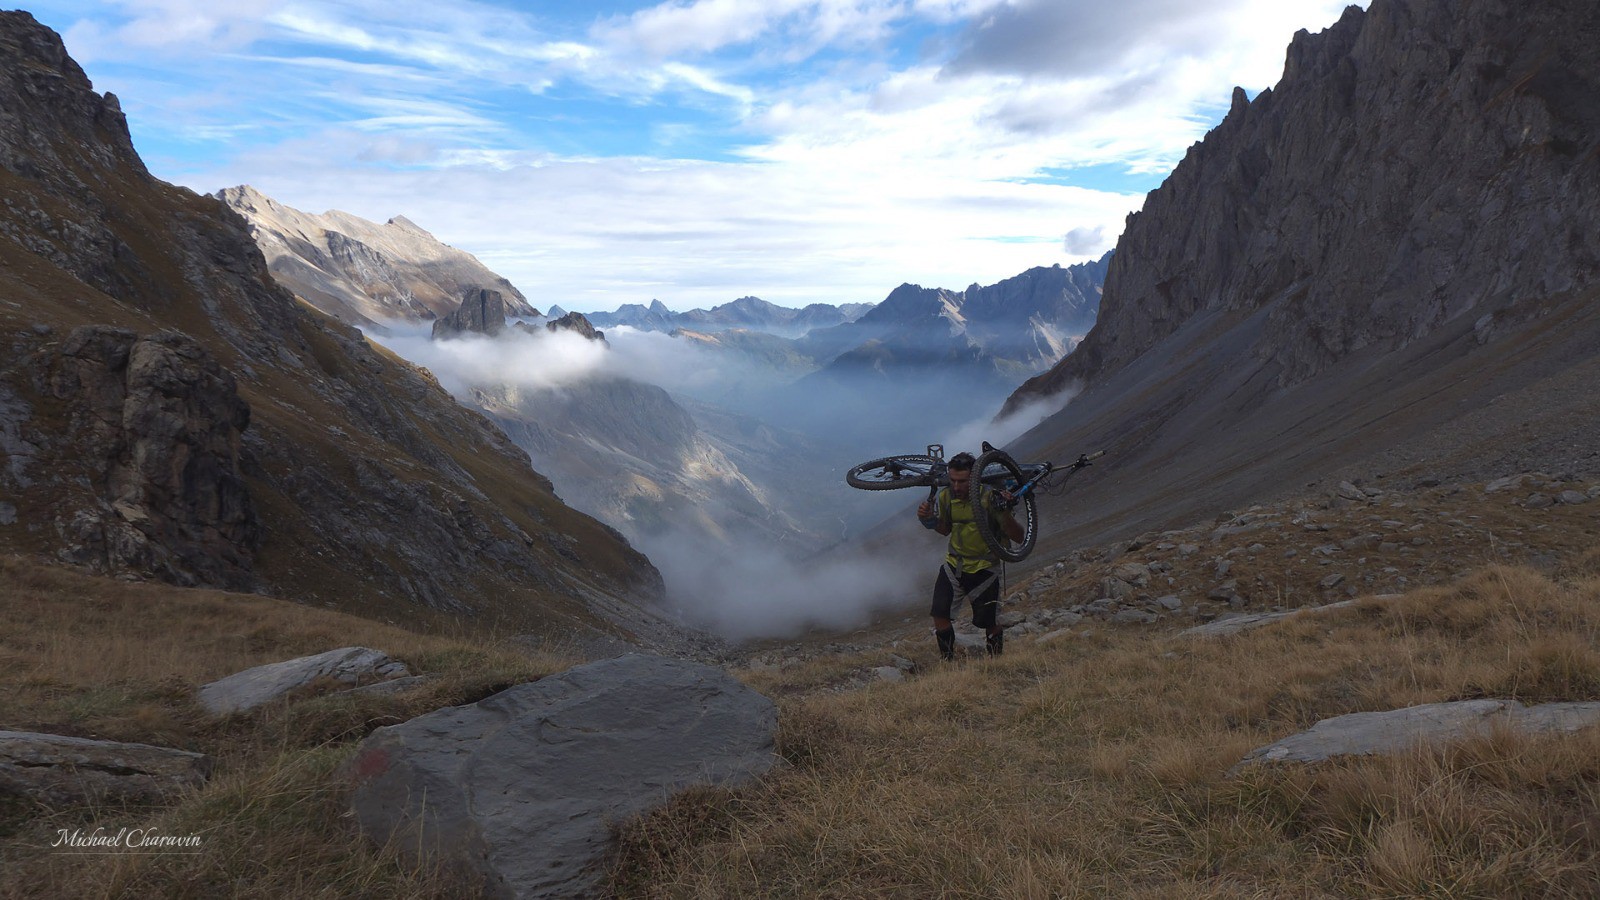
left=845, top=455, right=939, bottom=490
left=971, top=448, right=1038, bottom=562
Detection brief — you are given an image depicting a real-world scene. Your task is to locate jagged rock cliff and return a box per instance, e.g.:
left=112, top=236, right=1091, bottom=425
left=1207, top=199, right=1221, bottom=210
left=216, top=185, right=539, bottom=326
left=993, top=0, right=1600, bottom=562
left=0, top=13, right=665, bottom=638
left=1012, top=0, right=1600, bottom=406
left=432, top=288, right=510, bottom=339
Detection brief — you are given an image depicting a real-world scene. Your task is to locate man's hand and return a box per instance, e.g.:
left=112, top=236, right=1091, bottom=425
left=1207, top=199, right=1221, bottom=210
left=918, top=499, right=933, bottom=518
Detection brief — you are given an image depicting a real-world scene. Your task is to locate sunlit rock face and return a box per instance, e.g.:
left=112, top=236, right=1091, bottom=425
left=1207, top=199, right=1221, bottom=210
left=216, top=185, right=540, bottom=327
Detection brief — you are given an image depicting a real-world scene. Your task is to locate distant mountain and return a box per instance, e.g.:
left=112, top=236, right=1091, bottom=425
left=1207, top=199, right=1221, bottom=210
left=586, top=299, right=677, bottom=333
left=997, top=0, right=1600, bottom=561
left=216, top=185, right=539, bottom=327
left=799, top=257, right=1108, bottom=374
left=755, top=257, right=1108, bottom=446
left=586, top=296, right=869, bottom=338
left=0, top=13, right=665, bottom=639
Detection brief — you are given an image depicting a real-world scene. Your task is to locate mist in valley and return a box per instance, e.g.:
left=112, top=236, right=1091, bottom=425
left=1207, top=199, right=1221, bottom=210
left=366, top=316, right=1081, bottom=641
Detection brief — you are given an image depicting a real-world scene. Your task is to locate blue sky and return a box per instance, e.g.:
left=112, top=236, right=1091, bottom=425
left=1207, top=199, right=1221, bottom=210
left=26, top=0, right=1367, bottom=311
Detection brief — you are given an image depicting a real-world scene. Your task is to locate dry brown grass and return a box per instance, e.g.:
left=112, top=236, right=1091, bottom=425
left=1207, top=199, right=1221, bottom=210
left=611, top=563, right=1600, bottom=897
left=6, top=551, right=1600, bottom=897
left=0, top=556, right=575, bottom=898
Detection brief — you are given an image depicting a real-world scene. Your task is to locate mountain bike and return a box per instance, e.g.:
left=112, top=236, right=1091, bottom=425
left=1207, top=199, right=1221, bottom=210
left=845, top=442, right=1104, bottom=562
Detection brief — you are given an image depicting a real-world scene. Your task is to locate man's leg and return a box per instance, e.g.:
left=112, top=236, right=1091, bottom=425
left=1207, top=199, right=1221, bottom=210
left=968, top=569, right=1003, bottom=657
left=930, top=567, right=956, bottom=660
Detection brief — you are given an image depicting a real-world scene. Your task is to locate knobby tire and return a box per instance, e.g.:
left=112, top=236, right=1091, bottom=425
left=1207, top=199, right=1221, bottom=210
left=971, top=448, right=1038, bottom=563
left=845, top=455, right=939, bottom=490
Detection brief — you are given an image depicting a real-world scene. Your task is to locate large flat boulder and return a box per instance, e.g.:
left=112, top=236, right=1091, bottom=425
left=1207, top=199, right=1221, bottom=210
left=0, top=731, right=212, bottom=806
left=197, top=646, right=411, bottom=715
left=1236, top=700, right=1600, bottom=770
left=346, top=653, right=778, bottom=899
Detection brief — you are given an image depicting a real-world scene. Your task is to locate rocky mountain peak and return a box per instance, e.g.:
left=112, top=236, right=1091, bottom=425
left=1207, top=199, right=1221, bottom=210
left=385, top=214, right=429, bottom=235
left=218, top=186, right=539, bottom=326
left=432, top=288, right=509, bottom=339
left=546, top=311, right=607, bottom=344
left=1011, top=0, right=1600, bottom=408
left=0, top=11, right=145, bottom=182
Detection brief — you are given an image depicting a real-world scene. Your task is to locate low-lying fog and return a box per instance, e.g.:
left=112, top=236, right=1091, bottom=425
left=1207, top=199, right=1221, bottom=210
left=368, top=321, right=1075, bottom=641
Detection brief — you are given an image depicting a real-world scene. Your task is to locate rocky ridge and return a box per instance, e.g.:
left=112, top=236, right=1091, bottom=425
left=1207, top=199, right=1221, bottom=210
left=1013, top=0, right=1600, bottom=406
left=216, top=185, right=539, bottom=326
left=0, top=13, right=666, bottom=641
left=979, top=0, right=1600, bottom=567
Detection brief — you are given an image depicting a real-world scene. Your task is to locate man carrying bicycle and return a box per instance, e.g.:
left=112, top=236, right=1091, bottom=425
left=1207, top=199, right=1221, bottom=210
left=917, top=451, right=1025, bottom=660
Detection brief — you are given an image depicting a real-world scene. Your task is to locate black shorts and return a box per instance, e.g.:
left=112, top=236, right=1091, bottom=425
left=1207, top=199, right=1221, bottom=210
left=930, top=566, right=1001, bottom=628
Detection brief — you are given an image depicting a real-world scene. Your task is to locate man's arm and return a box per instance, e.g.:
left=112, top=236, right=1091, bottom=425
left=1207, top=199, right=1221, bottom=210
left=995, top=491, right=1024, bottom=542
left=917, top=497, right=952, bottom=535
left=1000, top=510, right=1024, bottom=542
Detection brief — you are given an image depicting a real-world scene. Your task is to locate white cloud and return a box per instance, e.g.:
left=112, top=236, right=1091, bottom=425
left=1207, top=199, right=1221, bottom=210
left=45, top=0, right=1370, bottom=311
left=593, top=0, right=907, bottom=60
left=366, top=323, right=610, bottom=394
left=62, top=0, right=286, bottom=58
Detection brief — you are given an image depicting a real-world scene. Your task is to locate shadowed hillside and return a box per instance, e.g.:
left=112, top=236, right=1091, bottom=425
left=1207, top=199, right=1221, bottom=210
left=995, top=0, right=1600, bottom=567
left=0, top=12, right=670, bottom=643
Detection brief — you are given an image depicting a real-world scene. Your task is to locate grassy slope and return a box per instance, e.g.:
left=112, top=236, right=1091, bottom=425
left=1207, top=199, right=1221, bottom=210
left=613, top=559, right=1600, bottom=898
left=4, top=486, right=1600, bottom=897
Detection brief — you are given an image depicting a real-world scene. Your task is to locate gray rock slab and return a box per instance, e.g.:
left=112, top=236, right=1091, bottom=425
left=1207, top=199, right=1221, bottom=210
left=1236, top=700, right=1600, bottom=770
left=0, top=730, right=212, bottom=806
left=1181, top=600, right=1358, bottom=637
left=346, top=654, right=778, bottom=899
left=198, top=646, right=411, bottom=715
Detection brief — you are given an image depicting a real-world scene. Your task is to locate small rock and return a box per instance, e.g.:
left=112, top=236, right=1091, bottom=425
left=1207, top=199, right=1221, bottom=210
left=1155, top=595, right=1183, bottom=611
left=1207, top=580, right=1240, bottom=601
left=1484, top=474, right=1530, bottom=493
left=1235, top=700, right=1600, bottom=770
left=1524, top=493, right=1555, bottom=510
left=871, top=666, right=905, bottom=683
left=1555, top=490, right=1589, bottom=505
left=1111, top=562, right=1151, bottom=586
left=1111, top=609, right=1158, bottom=625
left=198, top=647, right=413, bottom=715
left=1319, top=573, right=1346, bottom=589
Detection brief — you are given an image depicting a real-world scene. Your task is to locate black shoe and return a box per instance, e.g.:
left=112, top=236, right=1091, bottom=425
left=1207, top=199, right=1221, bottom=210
left=936, top=628, right=955, bottom=661
left=986, top=631, right=1004, bottom=657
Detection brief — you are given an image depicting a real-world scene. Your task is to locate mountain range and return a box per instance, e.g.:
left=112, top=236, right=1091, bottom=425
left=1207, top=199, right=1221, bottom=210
left=218, top=183, right=1111, bottom=549
left=583, top=297, right=874, bottom=337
